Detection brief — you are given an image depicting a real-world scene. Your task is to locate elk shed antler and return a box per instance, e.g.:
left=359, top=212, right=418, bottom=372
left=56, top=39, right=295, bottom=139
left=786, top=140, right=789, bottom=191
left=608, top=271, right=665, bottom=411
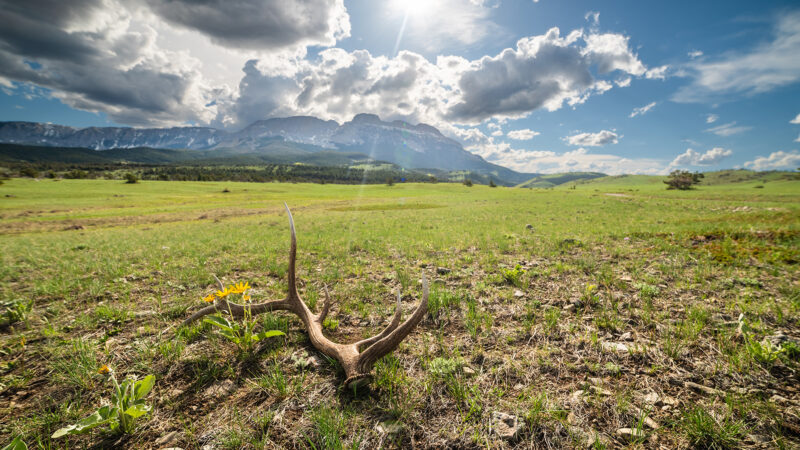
left=182, top=204, right=429, bottom=390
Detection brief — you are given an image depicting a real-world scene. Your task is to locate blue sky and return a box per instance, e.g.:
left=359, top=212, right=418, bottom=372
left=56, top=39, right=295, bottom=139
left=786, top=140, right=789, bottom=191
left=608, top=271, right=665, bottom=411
left=1, top=0, right=799, bottom=174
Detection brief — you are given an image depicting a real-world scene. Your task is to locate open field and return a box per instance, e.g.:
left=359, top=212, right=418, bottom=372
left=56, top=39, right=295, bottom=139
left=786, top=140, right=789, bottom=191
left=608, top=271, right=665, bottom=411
left=1, top=176, right=799, bottom=448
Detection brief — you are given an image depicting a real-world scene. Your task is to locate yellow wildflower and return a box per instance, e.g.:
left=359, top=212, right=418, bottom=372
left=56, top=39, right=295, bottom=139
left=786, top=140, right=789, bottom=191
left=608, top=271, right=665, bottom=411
left=97, top=364, right=111, bottom=375
left=203, top=294, right=216, bottom=303
left=242, top=293, right=252, bottom=303
left=230, top=281, right=251, bottom=294
left=215, top=286, right=232, bottom=298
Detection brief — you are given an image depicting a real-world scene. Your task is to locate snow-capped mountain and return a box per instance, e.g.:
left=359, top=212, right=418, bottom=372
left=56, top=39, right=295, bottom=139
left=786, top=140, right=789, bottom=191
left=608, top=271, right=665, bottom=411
left=0, top=115, right=502, bottom=173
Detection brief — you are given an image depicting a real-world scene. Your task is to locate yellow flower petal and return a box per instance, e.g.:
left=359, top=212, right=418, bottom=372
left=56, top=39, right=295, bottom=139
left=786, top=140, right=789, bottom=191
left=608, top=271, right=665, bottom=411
left=229, top=281, right=251, bottom=294
left=97, top=364, right=110, bottom=374
left=203, top=294, right=216, bottom=303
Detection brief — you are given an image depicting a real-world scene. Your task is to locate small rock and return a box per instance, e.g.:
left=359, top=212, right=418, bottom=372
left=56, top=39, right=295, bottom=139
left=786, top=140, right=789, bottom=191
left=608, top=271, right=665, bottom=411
left=563, top=303, right=576, bottom=313
left=685, top=381, right=723, bottom=396
left=525, top=224, right=534, bottom=230
left=168, top=388, right=184, bottom=399
left=661, top=396, right=678, bottom=406
left=619, top=332, right=632, bottom=341
left=492, top=411, right=523, bottom=441
left=616, top=428, right=646, bottom=441
left=513, top=289, right=524, bottom=298
left=376, top=421, right=404, bottom=436
left=156, top=431, right=183, bottom=448
left=436, top=267, right=451, bottom=275
left=462, top=366, right=477, bottom=377
left=204, top=380, right=236, bottom=399
left=642, top=392, right=660, bottom=405
left=590, top=385, right=613, bottom=396
left=588, top=377, right=603, bottom=386
left=567, top=412, right=579, bottom=425
left=571, top=390, right=586, bottom=403
left=601, top=342, right=629, bottom=353
left=747, top=434, right=772, bottom=444
left=770, top=394, right=791, bottom=405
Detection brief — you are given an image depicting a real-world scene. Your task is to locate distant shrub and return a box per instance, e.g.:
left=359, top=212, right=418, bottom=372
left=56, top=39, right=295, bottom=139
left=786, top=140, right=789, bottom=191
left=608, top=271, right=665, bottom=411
left=64, top=169, right=88, bottom=179
left=463, top=178, right=473, bottom=187
left=664, top=170, right=703, bottom=190
left=20, top=167, right=38, bottom=178
left=386, top=177, right=394, bottom=186
left=123, top=173, right=138, bottom=184
left=488, top=179, right=497, bottom=187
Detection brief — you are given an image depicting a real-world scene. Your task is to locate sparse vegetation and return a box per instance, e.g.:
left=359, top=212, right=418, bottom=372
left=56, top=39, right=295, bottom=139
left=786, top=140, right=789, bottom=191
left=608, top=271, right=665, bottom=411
left=0, top=176, right=798, bottom=448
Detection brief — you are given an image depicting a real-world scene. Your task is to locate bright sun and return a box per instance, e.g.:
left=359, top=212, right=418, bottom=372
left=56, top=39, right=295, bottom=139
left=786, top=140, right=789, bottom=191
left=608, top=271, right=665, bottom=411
left=392, top=0, right=436, bottom=17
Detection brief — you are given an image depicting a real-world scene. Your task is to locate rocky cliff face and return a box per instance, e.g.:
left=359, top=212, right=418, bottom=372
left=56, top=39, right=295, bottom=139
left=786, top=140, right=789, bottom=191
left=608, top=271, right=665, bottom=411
left=0, top=115, right=498, bottom=172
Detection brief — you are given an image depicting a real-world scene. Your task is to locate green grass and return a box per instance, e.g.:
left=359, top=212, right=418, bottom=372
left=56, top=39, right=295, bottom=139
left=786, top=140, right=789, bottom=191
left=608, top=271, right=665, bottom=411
left=0, top=176, right=798, bottom=448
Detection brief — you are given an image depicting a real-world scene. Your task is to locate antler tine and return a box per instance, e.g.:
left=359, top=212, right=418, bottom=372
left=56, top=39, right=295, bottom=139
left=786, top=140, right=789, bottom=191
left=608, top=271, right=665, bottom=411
left=355, top=290, right=403, bottom=351
left=357, top=274, right=429, bottom=372
left=180, top=297, right=293, bottom=327
left=212, top=274, right=225, bottom=291
left=318, top=285, right=332, bottom=323
left=284, top=202, right=298, bottom=298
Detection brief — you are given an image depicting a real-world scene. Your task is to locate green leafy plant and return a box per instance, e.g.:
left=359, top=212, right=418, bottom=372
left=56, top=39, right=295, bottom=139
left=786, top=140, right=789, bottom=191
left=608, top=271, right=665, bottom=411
left=501, top=264, right=526, bottom=287
left=581, top=284, right=600, bottom=307
left=2, top=436, right=28, bottom=450
left=428, top=357, right=462, bottom=377
left=1, top=298, right=33, bottom=327
left=745, top=336, right=783, bottom=366
left=52, top=366, right=155, bottom=438
left=203, top=281, right=285, bottom=354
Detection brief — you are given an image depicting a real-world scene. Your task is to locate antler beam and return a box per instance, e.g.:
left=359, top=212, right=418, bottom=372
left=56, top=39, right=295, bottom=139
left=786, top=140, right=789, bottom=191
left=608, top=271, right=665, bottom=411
left=182, top=204, right=428, bottom=389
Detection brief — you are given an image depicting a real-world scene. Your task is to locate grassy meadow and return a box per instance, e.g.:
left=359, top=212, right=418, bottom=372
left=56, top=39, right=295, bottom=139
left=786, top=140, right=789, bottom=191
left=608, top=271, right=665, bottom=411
left=1, top=175, right=799, bottom=448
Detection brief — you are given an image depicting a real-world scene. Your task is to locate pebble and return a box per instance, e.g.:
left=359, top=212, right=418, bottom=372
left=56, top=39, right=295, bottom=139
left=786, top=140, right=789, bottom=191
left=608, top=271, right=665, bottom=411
left=492, top=411, right=523, bottom=441
left=203, top=380, right=236, bottom=400
left=616, top=428, right=646, bottom=441
left=376, top=421, right=404, bottom=436
left=601, top=342, right=629, bottom=353
left=156, top=431, right=183, bottom=448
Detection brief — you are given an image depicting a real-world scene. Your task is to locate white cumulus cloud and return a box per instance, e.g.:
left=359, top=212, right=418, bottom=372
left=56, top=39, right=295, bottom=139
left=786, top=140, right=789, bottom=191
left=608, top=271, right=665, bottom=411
left=791, top=113, right=800, bottom=124
left=565, top=130, right=619, bottom=146
left=670, top=147, right=732, bottom=167
left=706, top=114, right=719, bottom=124
left=743, top=150, right=800, bottom=171
left=507, top=129, right=540, bottom=140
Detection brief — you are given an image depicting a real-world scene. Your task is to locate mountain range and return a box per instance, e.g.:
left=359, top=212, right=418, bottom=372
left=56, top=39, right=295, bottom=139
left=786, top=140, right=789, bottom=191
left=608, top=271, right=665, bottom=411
left=0, top=114, right=534, bottom=184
